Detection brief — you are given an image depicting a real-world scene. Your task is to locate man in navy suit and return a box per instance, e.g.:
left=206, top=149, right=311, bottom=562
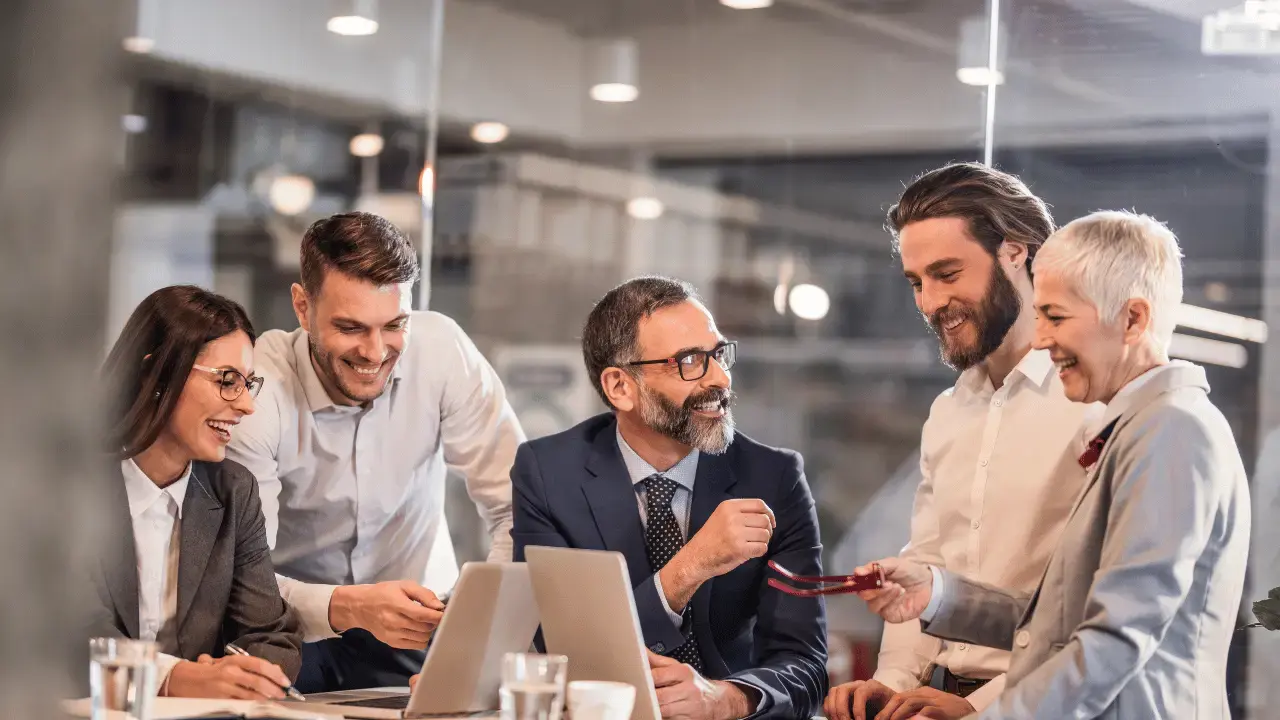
left=512, top=276, right=828, bottom=720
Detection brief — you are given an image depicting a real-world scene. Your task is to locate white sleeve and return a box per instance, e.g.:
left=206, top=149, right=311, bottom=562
left=226, top=382, right=339, bottom=642
left=436, top=318, right=526, bottom=563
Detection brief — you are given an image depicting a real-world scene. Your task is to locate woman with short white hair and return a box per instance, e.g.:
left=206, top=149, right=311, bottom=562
left=851, top=210, right=1251, bottom=719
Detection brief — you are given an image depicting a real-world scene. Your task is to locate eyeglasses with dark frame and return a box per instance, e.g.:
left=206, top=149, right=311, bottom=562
left=766, top=559, right=886, bottom=597
left=192, top=364, right=265, bottom=401
left=626, top=340, right=738, bottom=381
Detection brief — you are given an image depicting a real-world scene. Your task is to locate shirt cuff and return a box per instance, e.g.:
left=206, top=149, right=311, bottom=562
left=278, top=575, right=341, bottom=642
left=651, top=571, right=684, bottom=629
left=155, top=653, right=183, bottom=696
left=726, top=679, right=768, bottom=717
left=872, top=668, right=924, bottom=693
left=919, top=565, right=945, bottom=624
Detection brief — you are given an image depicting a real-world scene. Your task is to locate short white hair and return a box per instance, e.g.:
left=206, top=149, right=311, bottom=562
left=1035, top=210, right=1184, bottom=351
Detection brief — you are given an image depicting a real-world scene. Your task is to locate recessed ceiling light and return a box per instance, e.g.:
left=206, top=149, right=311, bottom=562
left=470, top=122, right=510, bottom=144
left=956, top=67, right=1005, bottom=86
left=269, top=175, right=315, bottom=216
left=720, top=0, right=774, bottom=8
left=327, top=15, right=379, bottom=35
left=590, top=83, right=639, bottom=103
left=788, top=283, right=830, bottom=320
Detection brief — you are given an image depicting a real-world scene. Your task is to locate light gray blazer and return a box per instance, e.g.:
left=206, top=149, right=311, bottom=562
left=923, top=363, right=1250, bottom=719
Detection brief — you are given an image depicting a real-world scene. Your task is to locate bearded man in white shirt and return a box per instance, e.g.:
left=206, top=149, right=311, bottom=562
left=227, top=212, right=525, bottom=692
left=824, top=163, right=1098, bottom=720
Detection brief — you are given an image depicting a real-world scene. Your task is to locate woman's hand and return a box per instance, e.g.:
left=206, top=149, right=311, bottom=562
left=164, top=654, right=290, bottom=700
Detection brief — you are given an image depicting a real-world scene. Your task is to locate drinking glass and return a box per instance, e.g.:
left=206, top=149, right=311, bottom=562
left=500, top=652, right=569, bottom=720
left=89, top=637, right=157, bottom=720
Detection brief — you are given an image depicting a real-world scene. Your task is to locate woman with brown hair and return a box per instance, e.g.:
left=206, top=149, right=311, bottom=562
left=90, top=285, right=301, bottom=699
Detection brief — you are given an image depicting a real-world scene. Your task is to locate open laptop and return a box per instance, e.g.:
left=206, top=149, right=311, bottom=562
left=525, top=546, right=661, bottom=720
left=295, top=562, right=539, bottom=719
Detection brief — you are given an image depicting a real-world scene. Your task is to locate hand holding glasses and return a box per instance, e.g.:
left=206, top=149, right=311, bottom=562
left=767, top=559, right=885, bottom=597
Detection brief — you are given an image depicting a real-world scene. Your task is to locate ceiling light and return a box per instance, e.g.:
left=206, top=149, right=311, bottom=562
left=470, top=122, right=510, bottom=144
left=1169, top=333, right=1248, bottom=369
left=956, top=67, right=1006, bottom=86
left=589, top=38, right=639, bottom=103
left=720, top=0, right=774, bottom=8
left=349, top=133, right=385, bottom=157
left=1176, top=303, right=1268, bottom=343
left=123, top=36, right=155, bottom=54
left=627, top=197, right=664, bottom=220
left=268, top=175, right=316, bottom=216
left=788, top=283, right=830, bottom=321
left=957, top=14, right=1007, bottom=86
left=419, top=166, right=435, bottom=198
left=328, top=0, right=379, bottom=36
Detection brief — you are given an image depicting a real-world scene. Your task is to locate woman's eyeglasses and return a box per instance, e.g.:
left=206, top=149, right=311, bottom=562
left=767, top=559, right=885, bottom=597
left=191, top=364, right=264, bottom=401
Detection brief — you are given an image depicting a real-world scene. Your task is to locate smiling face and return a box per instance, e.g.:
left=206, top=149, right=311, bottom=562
left=160, top=330, right=257, bottom=463
left=899, top=217, right=1023, bottom=371
left=293, top=269, right=413, bottom=406
left=615, top=300, right=736, bottom=454
left=1033, top=267, right=1142, bottom=404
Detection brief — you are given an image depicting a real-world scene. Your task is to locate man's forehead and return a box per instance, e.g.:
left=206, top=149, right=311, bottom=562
left=637, top=301, right=720, bottom=355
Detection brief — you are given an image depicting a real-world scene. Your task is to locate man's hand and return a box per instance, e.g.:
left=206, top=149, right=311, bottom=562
left=409, top=674, right=420, bottom=693
left=165, top=654, right=290, bottom=700
left=329, top=580, right=445, bottom=649
left=660, top=499, right=776, bottom=612
left=855, top=558, right=934, bottom=625
left=875, top=687, right=973, bottom=720
left=823, top=679, right=895, bottom=720
left=648, top=651, right=751, bottom=720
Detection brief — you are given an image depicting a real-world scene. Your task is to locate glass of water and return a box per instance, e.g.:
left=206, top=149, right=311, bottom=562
left=89, top=637, right=158, bottom=720
left=500, top=652, right=568, bottom=720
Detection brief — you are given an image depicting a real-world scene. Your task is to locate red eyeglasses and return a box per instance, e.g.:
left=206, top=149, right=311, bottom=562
left=767, top=560, right=886, bottom=597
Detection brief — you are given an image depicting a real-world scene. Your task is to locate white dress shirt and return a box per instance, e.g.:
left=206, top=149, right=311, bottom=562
left=874, top=349, right=1100, bottom=710
left=226, top=311, right=525, bottom=641
left=121, top=458, right=191, bottom=689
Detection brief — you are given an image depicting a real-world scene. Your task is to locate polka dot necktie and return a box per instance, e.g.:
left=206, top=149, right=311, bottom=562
left=643, top=474, right=704, bottom=671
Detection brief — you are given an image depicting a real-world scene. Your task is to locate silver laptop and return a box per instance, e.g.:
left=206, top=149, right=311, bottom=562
left=525, top=546, right=662, bottom=720
left=296, top=562, right=540, bottom=719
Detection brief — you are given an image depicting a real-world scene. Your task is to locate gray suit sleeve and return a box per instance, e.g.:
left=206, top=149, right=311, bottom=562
left=222, top=468, right=303, bottom=681
left=922, top=570, right=1030, bottom=651
left=976, top=409, right=1230, bottom=720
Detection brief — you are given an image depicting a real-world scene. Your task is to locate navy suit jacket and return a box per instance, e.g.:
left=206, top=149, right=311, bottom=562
left=512, top=413, right=828, bottom=719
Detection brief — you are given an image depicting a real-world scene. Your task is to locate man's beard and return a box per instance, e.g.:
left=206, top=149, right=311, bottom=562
left=927, top=263, right=1022, bottom=371
left=636, top=382, right=736, bottom=455
left=309, top=335, right=395, bottom=405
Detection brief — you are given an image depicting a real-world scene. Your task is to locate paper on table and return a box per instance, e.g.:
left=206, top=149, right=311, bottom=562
left=62, top=696, right=330, bottom=719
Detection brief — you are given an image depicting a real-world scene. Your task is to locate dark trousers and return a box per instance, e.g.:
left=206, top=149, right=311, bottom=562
left=294, top=628, right=425, bottom=693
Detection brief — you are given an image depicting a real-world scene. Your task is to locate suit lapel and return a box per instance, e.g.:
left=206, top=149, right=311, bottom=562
left=176, top=463, right=223, bottom=635
left=104, top=464, right=140, bottom=638
left=582, top=423, right=652, bottom=587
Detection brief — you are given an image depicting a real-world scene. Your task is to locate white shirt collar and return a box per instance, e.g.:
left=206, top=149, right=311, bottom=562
left=121, top=458, right=191, bottom=519
left=956, top=348, right=1055, bottom=398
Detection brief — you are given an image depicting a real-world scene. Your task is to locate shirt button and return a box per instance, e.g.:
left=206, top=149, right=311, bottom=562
left=993, top=399, right=1003, bottom=407
left=1015, top=631, right=1031, bottom=648
left=958, top=643, right=969, bottom=651
left=971, top=520, right=981, bottom=530
left=979, top=459, right=988, bottom=467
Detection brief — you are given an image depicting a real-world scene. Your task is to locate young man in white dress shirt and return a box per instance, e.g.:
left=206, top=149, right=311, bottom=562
left=824, top=164, right=1098, bottom=720
left=227, top=212, right=525, bottom=692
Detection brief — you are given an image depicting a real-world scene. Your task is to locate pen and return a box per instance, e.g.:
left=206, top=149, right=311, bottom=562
left=224, top=642, right=306, bottom=701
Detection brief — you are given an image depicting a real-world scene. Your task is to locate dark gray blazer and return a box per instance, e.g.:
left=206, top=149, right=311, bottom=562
left=923, top=363, right=1250, bottom=719
left=88, top=459, right=302, bottom=680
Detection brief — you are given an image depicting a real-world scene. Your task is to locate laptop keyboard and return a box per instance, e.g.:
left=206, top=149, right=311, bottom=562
left=334, top=694, right=412, bottom=709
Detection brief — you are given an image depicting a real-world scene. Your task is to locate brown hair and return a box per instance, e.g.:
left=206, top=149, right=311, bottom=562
left=300, top=211, right=421, bottom=296
left=582, top=276, right=699, bottom=409
left=102, top=285, right=256, bottom=459
left=887, top=162, right=1055, bottom=276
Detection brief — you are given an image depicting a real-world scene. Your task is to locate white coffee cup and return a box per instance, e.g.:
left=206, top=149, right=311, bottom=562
left=567, top=680, right=636, bottom=720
